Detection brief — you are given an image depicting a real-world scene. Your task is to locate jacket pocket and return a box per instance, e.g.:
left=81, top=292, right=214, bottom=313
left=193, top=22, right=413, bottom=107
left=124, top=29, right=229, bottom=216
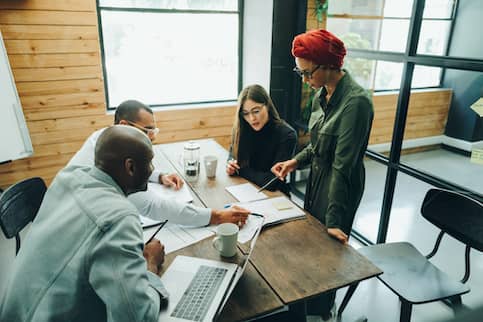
left=312, top=131, right=337, bottom=164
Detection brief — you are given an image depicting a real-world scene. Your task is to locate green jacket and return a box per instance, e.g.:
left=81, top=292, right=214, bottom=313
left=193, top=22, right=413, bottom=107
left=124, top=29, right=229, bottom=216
left=295, top=71, right=373, bottom=234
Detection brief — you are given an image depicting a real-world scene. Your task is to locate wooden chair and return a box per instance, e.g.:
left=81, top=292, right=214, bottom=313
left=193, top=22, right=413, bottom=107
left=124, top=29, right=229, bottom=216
left=0, top=177, right=47, bottom=255
left=358, top=188, right=483, bottom=322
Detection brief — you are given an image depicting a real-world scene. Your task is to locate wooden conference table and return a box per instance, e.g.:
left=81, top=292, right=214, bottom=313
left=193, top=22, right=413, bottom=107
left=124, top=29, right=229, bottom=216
left=154, top=139, right=381, bottom=322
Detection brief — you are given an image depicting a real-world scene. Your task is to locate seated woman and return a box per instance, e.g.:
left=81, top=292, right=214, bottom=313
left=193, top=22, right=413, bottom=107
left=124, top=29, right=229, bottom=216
left=226, top=84, right=297, bottom=195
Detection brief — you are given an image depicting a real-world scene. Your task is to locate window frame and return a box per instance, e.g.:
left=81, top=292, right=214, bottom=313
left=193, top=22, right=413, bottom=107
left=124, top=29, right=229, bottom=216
left=96, top=0, right=243, bottom=110
left=326, top=0, right=457, bottom=91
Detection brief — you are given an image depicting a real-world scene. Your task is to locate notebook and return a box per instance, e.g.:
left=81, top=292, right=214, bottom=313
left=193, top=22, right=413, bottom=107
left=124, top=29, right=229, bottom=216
left=158, top=219, right=263, bottom=322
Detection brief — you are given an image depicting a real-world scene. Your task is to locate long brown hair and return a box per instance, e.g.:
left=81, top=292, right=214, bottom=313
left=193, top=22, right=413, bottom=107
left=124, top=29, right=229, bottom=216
left=231, top=84, right=282, bottom=167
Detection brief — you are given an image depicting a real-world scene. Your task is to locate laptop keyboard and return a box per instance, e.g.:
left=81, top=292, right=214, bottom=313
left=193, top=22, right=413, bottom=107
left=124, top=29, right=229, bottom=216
left=171, top=265, right=228, bottom=321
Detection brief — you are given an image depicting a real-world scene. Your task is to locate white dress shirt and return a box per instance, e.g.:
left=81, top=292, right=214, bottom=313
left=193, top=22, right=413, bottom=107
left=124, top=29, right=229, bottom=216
left=68, top=128, right=211, bottom=227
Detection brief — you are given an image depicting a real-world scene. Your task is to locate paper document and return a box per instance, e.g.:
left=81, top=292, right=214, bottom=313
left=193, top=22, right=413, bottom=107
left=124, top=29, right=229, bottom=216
left=238, top=196, right=305, bottom=227
left=225, top=183, right=268, bottom=202
left=143, top=222, right=214, bottom=254
left=237, top=214, right=264, bottom=243
left=148, top=182, right=193, bottom=203
left=140, top=215, right=163, bottom=228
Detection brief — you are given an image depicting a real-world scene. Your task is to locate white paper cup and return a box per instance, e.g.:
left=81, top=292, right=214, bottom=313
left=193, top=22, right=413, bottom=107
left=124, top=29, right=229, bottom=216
left=212, top=223, right=238, bottom=257
left=204, top=155, right=218, bottom=178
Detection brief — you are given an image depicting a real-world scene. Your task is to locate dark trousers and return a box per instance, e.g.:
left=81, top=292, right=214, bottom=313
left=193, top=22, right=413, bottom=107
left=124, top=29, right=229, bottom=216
left=307, top=290, right=336, bottom=319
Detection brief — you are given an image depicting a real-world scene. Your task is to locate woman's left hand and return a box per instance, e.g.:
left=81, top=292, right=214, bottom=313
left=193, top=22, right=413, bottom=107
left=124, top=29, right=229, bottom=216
left=327, top=228, right=348, bottom=244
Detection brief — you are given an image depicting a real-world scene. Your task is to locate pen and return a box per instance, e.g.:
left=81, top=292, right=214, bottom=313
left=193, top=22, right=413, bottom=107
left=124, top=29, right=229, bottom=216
left=145, top=220, right=168, bottom=245
left=257, top=176, right=278, bottom=193
left=250, top=212, right=264, bottom=218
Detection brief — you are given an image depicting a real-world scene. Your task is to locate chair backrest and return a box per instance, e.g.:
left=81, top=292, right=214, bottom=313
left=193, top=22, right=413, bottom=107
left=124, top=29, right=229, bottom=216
left=0, top=177, right=47, bottom=239
left=421, top=188, right=483, bottom=252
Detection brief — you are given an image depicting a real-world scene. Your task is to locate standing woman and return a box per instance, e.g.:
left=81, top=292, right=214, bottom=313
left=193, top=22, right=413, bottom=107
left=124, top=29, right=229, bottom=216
left=272, top=30, right=374, bottom=320
left=226, top=84, right=297, bottom=195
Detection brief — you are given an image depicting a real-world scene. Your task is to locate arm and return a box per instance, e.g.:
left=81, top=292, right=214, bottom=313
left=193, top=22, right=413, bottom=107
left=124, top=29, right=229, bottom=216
left=88, top=215, right=164, bottom=322
left=128, top=190, right=211, bottom=227
left=325, top=97, right=373, bottom=232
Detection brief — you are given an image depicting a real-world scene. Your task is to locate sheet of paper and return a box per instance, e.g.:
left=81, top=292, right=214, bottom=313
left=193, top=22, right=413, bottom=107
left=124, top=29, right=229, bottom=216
left=143, top=223, right=214, bottom=254
left=225, top=183, right=268, bottom=202
left=236, top=196, right=305, bottom=227
left=471, top=148, right=483, bottom=165
left=237, top=215, right=264, bottom=243
left=147, top=182, right=193, bottom=203
left=139, top=215, right=163, bottom=228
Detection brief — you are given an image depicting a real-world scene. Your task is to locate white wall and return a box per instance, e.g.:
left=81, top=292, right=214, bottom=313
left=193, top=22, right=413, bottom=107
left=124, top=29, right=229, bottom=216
left=242, top=0, right=273, bottom=91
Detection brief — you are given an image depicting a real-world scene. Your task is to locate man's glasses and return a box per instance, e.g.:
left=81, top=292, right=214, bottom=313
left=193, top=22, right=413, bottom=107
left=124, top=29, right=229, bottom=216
left=293, top=65, right=322, bottom=79
left=127, top=121, right=160, bottom=136
left=241, top=106, right=263, bottom=118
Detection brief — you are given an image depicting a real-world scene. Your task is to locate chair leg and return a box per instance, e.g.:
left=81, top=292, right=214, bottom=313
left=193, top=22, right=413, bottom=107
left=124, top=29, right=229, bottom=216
left=337, top=282, right=359, bottom=317
left=400, top=299, right=412, bottom=322
left=15, top=234, right=21, bottom=255
left=450, top=295, right=463, bottom=314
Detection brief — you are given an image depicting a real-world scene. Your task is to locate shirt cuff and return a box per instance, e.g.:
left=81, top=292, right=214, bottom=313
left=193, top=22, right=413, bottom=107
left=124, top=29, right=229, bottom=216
left=149, top=170, right=164, bottom=183
left=146, top=271, right=169, bottom=301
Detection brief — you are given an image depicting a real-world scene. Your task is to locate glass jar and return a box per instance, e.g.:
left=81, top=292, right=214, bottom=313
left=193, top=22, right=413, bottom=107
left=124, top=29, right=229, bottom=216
left=183, top=141, right=200, bottom=182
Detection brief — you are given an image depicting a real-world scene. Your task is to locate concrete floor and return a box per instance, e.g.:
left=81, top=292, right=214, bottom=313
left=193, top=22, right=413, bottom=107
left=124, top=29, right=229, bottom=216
left=293, top=147, right=483, bottom=322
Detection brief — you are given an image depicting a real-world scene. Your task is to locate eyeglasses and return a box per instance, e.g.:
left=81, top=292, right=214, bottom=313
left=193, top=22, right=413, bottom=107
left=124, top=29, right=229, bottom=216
left=241, top=106, right=263, bottom=118
left=126, top=121, right=160, bottom=136
left=293, top=65, right=322, bottom=79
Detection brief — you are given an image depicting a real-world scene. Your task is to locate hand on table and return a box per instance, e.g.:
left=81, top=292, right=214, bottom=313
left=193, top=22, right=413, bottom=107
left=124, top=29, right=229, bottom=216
left=327, top=228, right=348, bottom=244
left=160, top=173, right=184, bottom=190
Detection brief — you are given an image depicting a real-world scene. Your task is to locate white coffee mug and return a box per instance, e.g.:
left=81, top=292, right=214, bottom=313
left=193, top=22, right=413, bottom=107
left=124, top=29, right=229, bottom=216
left=204, top=155, right=218, bottom=178
left=212, top=223, right=239, bottom=257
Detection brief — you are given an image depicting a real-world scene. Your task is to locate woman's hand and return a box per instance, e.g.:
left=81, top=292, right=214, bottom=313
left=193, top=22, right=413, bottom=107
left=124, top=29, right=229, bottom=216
left=327, top=228, right=348, bottom=244
left=271, top=159, right=298, bottom=179
left=226, top=159, right=240, bottom=176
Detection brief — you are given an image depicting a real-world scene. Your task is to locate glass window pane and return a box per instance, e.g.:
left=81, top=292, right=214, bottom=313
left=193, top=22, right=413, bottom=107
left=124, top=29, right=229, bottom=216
left=412, top=65, right=441, bottom=88
left=328, top=0, right=384, bottom=16
left=352, top=159, right=387, bottom=243
left=417, top=20, right=451, bottom=55
left=344, top=57, right=375, bottom=90
left=101, top=11, right=238, bottom=107
left=402, top=69, right=483, bottom=194
left=374, top=61, right=403, bottom=90
left=327, top=18, right=381, bottom=50
left=99, top=0, right=238, bottom=11
left=423, top=0, right=455, bottom=19
left=383, top=0, right=413, bottom=18
left=379, top=19, right=409, bottom=52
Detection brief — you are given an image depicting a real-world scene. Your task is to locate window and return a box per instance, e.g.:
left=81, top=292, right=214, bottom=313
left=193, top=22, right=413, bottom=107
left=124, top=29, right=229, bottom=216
left=97, top=0, right=240, bottom=109
left=327, top=0, right=456, bottom=91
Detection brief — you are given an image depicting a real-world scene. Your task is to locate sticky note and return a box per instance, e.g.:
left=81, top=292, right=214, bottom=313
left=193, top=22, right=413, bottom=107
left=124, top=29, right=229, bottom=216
left=470, top=148, right=483, bottom=165
left=272, top=199, right=293, bottom=211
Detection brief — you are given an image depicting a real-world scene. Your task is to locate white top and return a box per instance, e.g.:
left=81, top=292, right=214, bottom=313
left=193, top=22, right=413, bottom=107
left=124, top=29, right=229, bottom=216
left=68, top=128, right=211, bottom=227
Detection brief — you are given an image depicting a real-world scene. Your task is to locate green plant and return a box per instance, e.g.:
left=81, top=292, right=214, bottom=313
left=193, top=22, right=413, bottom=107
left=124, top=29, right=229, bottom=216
left=315, top=0, right=329, bottom=23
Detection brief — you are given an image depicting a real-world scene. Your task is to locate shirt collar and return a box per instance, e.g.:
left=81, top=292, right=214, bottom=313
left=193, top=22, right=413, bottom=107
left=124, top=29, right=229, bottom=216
left=319, top=69, right=351, bottom=111
left=88, top=166, right=125, bottom=196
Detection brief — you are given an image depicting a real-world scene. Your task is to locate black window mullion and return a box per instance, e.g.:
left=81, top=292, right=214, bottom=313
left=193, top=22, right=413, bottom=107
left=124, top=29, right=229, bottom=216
left=377, top=0, right=426, bottom=244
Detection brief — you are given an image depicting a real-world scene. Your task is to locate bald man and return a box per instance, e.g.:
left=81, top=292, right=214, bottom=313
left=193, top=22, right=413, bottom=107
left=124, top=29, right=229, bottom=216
left=1, top=126, right=166, bottom=322
left=68, top=99, right=249, bottom=228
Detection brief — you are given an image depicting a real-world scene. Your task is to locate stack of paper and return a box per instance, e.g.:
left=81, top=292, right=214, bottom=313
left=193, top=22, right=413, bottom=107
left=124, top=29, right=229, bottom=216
left=225, top=183, right=268, bottom=202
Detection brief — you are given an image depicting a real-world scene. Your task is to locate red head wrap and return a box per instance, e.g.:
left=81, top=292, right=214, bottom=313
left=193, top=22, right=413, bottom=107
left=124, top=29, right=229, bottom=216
left=292, top=29, right=346, bottom=68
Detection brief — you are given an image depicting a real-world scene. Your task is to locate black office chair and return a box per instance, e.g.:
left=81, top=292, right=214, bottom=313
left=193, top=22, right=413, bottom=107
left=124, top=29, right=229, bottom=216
left=0, top=177, right=47, bottom=255
left=356, top=188, right=483, bottom=322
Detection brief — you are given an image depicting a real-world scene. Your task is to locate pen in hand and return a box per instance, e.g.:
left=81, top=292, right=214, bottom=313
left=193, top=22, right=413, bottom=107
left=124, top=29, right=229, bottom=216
left=145, top=220, right=168, bottom=245
left=257, top=176, right=279, bottom=193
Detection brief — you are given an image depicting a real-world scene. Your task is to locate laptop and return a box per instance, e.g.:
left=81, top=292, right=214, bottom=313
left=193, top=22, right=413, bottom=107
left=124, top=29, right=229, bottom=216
left=158, top=216, right=263, bottom=322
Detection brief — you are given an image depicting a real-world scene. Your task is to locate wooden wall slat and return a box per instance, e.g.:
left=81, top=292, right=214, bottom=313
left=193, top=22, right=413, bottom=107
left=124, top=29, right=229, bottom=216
left=0, top=25, right=98, bottom=39
left=17, top=79, right=103, bottom=96
left=0, top=11, right=96, bottom=25
left=12, top=66, right=102, bottom=82
left=5, top=39, right=99, bottom=54
left=25, top=103, right=107, bottom=121
left=0, top=0, right=95, bottom=11
left=9, top=53, right=100, bottom=68
left=21, top=91, right=105, bottom=110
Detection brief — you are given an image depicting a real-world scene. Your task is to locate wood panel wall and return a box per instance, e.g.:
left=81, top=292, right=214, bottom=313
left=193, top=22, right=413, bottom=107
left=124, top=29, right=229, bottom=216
left=0, top=1, right=451, bottom=189
left=0, top=1, right=236, bottom=189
